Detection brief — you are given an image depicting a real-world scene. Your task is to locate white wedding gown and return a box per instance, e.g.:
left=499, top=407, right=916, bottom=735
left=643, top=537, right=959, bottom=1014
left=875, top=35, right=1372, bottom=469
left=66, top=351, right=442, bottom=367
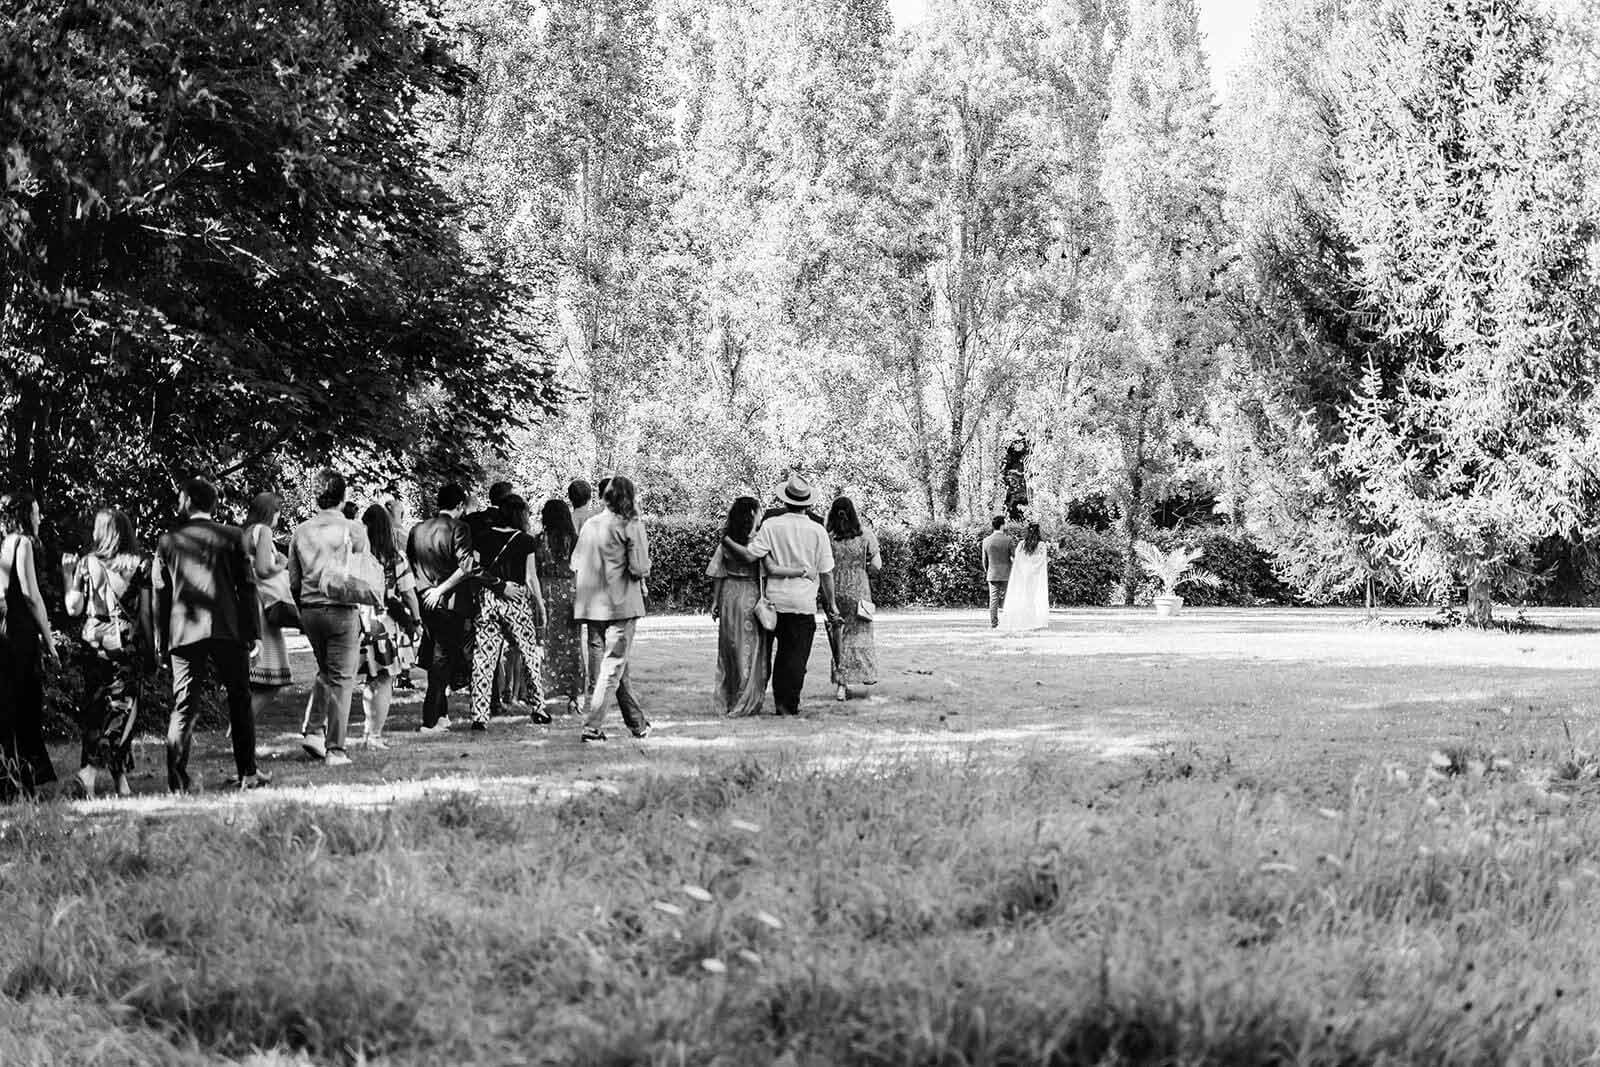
left=1000, top=546, right=1050, bottom=632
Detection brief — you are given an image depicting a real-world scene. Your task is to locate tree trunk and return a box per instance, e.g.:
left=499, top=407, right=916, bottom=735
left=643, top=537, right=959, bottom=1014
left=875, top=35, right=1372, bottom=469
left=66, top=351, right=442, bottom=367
left=1121, top=409, right=1148, bottom=607
left=1121, top=464, right=1143, bottom=607
left=1465, top=577, right=1494, bottom=626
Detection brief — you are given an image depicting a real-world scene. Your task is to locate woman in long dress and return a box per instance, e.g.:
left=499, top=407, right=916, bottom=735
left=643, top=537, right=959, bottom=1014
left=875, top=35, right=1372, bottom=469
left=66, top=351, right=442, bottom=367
left=534, top=497, right=586, bottom=716
left=707, top=496, right=773, bottom=717
left=63, top=508, right=154, bottom=798
left=1, top=490, right=60, bottom=801
left=243, top=493, right=293, bottom=721
left=826, top=497, right=881, bottom=700
left=1000, top=522, right=1050, bottom=632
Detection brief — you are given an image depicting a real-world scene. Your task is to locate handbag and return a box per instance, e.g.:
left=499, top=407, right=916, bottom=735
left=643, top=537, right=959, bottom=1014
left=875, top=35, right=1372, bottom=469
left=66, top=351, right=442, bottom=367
left=753, top=575, right=778, bottom=633
left=259, top=570, right=300, bottom=629
left=857, top=598, right=876, bottom=622
left=319, top=527, right=385, bottom=608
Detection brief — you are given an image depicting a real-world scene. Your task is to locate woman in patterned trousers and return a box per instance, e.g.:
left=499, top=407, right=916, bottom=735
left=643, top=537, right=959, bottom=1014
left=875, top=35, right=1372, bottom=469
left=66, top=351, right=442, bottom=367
left=469, top=495, right=549, bottom=729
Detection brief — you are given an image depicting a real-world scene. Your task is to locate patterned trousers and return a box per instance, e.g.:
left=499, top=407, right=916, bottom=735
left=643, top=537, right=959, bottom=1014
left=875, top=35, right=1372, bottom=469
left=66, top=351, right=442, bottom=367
left=471, top=584, right=546, bottom=724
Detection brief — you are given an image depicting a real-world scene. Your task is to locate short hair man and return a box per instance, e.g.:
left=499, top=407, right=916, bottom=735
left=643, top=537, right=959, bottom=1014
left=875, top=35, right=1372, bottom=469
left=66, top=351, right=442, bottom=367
left=287, top=467, right=370, bottom=766
left=154, top=476, right=265, bottom=791
left=980, top=515, right=1015, bottom=629
left=745, top=474, right=841, bottom=716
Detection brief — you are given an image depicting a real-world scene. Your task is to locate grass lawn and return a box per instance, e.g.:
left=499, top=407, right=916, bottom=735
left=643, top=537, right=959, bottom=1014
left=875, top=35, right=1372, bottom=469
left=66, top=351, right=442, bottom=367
left=3, top=607, right=1599, bottom=1064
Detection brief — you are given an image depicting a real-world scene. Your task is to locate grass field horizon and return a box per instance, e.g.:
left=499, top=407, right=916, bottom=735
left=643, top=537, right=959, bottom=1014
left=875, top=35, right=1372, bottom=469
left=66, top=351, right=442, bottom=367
left=5, top=608, right=1600, bottom=1064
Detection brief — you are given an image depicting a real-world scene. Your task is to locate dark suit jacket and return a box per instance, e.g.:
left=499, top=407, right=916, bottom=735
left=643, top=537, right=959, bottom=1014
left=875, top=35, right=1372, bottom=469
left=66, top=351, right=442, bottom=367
left=407, top=513, right=475, bottom=614
left=155, top=517, right=258, bottom=651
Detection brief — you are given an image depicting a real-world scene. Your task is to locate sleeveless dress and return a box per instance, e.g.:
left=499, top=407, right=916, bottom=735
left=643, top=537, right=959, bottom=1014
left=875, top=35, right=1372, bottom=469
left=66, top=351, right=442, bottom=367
left=707, top=544, right=772, bottom=716
left=245, top=523, right=293, bottom=688
left=1, top=534, right=57, bottom=799
left=829, top=532, right=881, bottom=687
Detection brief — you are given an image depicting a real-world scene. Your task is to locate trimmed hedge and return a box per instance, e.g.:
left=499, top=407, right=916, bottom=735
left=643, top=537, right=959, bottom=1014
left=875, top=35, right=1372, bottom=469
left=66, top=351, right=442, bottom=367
left=638, top=518, right=1137, bottom=610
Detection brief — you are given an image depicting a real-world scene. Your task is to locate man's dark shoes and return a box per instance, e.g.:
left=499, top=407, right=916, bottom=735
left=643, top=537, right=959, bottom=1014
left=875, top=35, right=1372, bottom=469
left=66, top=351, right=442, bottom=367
left=528, top=707, right=553, bottom=726
left=239, top=771, right=272, bottom=790
left=471, top=721, right=488, bottom=733
left=581, top=728, right=607, bottom=743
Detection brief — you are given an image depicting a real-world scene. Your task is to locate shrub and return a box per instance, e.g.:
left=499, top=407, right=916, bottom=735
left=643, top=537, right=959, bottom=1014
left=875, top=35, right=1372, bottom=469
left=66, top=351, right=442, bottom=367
left=1049, top=526, right=1124, bottom=606
left=644, top=517, right=722, bottom=612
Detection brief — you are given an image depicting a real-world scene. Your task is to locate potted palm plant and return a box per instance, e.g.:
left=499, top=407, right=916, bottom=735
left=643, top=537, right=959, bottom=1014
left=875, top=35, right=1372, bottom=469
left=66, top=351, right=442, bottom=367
left=1134, top=541, right=1219, bottom=617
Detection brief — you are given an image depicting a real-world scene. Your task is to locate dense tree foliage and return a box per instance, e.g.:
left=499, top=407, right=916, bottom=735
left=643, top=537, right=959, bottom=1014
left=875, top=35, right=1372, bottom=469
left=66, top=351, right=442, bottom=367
left=0, top=0, right=556, bottom=523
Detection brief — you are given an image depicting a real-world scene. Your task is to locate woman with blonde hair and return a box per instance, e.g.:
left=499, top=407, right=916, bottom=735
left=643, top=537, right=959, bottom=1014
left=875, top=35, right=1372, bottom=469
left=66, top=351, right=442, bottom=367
left=64, top=508, right=155, bottom=798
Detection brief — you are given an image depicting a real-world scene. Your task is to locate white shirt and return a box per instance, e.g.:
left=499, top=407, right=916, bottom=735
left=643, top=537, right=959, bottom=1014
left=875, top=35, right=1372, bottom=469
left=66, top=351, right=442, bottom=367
left=748, top=512, right=834, bottom=614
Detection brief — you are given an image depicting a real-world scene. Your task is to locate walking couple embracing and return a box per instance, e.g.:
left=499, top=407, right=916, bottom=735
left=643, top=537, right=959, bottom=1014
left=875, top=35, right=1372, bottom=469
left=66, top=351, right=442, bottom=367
left=711, top=473, right=880, bottom=717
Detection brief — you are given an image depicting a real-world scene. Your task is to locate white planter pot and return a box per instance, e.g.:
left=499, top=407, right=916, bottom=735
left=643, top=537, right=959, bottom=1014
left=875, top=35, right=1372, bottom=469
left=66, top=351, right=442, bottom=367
left=1153, top=594, right=1185, bottom=618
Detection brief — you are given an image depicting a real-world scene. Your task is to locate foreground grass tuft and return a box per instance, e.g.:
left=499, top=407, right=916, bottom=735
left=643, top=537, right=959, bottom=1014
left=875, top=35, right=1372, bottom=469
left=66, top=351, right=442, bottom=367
left=2, top=748, right=1598, bottom=1065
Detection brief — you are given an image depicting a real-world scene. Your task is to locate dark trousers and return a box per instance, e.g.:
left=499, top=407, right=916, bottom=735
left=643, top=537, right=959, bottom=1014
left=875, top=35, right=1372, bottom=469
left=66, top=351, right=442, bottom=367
left=1, top=635, right=56, bottom=801
left=771, top=612, right=817, bottom=715
left=421, top=604, right=469, bottom=728
left=168, top=638, right=254, bottom=791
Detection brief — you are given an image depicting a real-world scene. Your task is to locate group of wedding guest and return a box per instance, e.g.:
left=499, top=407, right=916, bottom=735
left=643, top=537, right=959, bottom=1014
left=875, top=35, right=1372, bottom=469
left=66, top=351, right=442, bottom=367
left=707, top=474, right=881, bottom=719
left=0, top=468, right=656, bottom=800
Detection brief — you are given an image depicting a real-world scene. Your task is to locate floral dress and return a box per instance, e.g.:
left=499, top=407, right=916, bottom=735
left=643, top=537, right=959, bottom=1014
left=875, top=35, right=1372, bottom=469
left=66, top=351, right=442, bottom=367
left=829, top=532, right=881, bottom=687
left=535, top=533, right=586, bottom=704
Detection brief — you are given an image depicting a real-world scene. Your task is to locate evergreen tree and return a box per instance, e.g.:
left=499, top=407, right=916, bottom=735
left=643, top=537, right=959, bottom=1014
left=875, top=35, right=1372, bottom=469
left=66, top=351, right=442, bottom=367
left=1322, top=0, right=1600, bottom=621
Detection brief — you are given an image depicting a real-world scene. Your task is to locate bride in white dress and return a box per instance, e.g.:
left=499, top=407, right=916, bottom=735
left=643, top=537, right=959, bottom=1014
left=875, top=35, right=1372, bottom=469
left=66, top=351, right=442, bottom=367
left=1000, top=522, right=1050, bottom=632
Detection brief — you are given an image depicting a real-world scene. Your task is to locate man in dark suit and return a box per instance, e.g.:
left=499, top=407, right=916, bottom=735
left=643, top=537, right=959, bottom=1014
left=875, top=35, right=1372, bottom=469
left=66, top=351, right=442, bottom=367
left=154, top=476, right=266, bottom=792
left=408, top=482, right=477, bottom=732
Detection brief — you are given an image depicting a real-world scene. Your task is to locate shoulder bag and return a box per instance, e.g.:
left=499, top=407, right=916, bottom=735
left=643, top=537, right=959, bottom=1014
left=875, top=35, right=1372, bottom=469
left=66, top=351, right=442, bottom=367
left=753, top=573, right=778, bottom=633
left=319, top=526, right=385, bottom=608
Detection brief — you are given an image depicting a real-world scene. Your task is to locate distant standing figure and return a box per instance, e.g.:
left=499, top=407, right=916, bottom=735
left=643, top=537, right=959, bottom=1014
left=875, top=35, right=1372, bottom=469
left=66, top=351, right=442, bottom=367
left=534, top=498, right=586, bottom=715
left=745, top=475, right=841, bottom=717
left=1, top=490, right=61, bottom=801
left=999, top=522, right=1050, bottom=632
left=980, top=516, right=1015, bottom=628
left=572, top=476, right=651, bottom=742
left=408, top=483, right=476, bottom=734
left=154, top=477, right=264, bottom=792
left=825, top=497, right=881, bottom=701
left=63, top=508, right=155, bottom=799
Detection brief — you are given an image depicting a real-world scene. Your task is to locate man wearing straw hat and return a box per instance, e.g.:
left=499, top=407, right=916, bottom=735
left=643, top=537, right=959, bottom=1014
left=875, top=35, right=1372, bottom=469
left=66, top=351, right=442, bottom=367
left=746, top=473, right=842, bottom=716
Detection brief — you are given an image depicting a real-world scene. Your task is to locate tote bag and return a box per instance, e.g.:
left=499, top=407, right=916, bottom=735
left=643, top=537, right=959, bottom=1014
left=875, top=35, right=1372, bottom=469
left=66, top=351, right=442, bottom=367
left=318, top=528, right=385, bottom=608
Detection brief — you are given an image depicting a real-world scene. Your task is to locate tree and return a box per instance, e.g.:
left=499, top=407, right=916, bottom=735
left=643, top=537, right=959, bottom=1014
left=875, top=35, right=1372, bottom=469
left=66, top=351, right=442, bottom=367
left=1093, top=0, right=1229, bottom=601
left=0, top=0, right=554, bottom=523
left=1317, top=0, right=1600, bottom=622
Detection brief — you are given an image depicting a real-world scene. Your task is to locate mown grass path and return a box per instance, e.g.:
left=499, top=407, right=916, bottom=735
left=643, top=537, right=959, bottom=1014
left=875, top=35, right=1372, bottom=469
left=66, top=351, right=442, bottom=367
left=49, top=607, right=1600, bottom=815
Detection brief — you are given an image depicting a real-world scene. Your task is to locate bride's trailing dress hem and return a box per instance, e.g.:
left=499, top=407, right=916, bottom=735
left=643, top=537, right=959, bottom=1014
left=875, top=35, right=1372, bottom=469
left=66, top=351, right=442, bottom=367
left=999, top=546, right=1049, bottom=632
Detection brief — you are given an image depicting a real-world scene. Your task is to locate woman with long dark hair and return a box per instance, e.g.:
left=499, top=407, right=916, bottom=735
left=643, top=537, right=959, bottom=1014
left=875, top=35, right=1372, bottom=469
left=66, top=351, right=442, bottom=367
left=825, top=496, right=882, bottom=701
left=571, top=475, right=651, bottom=741
left=470, top=494, right=549, bottom=730
left=535, top=497, right=585, bottom=715
left=706, top=496, right=775, bottom=717
left=352, top=503, right=421, bottom=747
left=63, top=508, right=154, bottom=798
left=1, top=490, right=60, bottom=801
left=1000, top=521, right=1050, bottom=631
